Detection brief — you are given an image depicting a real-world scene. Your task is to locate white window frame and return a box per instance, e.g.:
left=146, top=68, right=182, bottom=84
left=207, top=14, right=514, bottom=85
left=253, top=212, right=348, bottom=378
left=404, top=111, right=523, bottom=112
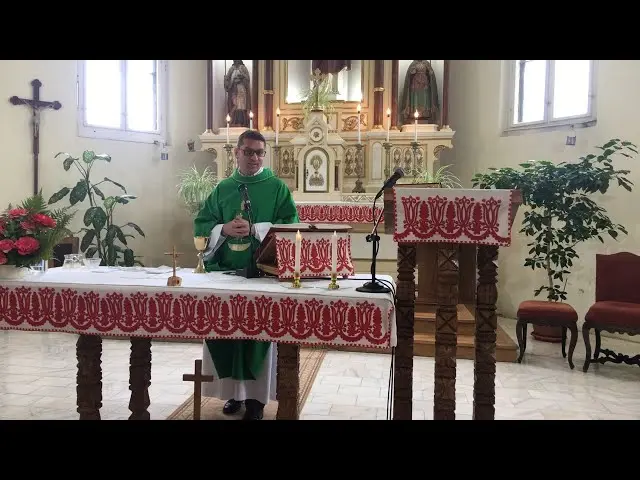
left=76, top=60, right=168, bottom=144
left=503, top=60, right=597, bottom=135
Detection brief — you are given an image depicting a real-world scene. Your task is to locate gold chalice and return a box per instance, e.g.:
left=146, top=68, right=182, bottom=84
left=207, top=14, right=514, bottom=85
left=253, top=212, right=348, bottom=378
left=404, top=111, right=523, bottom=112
left=194, top=236, right=209, bottom=274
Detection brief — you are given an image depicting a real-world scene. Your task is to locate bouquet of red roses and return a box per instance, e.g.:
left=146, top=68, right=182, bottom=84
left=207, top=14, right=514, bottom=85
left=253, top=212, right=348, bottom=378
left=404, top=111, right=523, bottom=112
left=0, top=192, right=74, bottom=268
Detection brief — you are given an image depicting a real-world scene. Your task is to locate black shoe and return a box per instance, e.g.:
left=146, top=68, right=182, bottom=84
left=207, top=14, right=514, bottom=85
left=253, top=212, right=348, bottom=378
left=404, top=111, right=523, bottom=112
left=222, top=399, right=243, bottom=415
left=242, top=399, right=265, bottom=420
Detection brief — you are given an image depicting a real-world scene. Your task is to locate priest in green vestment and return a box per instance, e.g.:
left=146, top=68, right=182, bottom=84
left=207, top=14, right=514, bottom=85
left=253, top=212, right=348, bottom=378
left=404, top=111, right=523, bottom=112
left=193, top=129, right=299, bottom=420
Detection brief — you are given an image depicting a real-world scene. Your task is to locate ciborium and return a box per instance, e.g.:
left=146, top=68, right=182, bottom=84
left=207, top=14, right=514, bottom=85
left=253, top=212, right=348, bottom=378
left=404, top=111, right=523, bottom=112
left=193, top=236, right=209, bottom=274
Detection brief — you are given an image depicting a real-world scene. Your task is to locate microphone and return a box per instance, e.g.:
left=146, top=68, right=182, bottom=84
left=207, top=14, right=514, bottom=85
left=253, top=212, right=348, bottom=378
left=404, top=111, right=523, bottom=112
left=235, top=183, right=261, bottom=279
left=374, top=167, right=405, bottom=200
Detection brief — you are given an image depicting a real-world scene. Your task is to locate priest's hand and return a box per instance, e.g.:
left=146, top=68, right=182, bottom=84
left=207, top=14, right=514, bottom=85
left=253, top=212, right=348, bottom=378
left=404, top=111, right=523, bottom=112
left=223, top=218, right=251, bottom=238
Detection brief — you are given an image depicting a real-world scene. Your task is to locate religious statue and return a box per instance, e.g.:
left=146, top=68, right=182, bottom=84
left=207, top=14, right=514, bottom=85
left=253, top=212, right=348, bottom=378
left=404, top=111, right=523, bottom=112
left=224, top=60, right=251, bottom=128
left=400, top=60, right=440, bottom=125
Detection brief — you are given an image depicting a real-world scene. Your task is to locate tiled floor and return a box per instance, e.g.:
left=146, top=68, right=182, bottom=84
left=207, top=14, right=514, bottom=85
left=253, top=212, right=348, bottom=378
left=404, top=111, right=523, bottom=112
left=1, top=318, right=639, bottom=420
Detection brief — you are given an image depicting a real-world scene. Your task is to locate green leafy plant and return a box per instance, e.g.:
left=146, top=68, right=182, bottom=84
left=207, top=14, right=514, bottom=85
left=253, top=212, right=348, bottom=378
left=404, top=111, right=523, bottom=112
left=0, top=192, right=75, bottom=268
left=300, top=74, right=336, bottom=119
left=177, top=165, right=218, bottom=217
left=48, top=150, right=145, bottom=267
left=471, top=138, right=636, bottom=302
left=416, top=164, right=463, bottom=188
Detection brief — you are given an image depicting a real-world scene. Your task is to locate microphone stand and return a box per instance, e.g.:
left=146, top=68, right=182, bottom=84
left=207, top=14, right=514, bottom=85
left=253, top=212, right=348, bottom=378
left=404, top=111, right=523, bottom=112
left=235, top=191, right=261, bottom=279
left=356, top=189, right=391, bottom=294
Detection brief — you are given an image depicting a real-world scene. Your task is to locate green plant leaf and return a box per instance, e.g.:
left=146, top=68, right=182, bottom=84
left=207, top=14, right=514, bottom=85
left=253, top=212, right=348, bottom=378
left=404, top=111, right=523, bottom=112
left=48, top=187, right=70, bottom=204
left=69, top=180, right=88, bottom=206
left=63, top=156, right=76, bottom=171
left=125, top=222, right=145, bottom=237
left=123, top=249, right=135, bottom=267
left=92, top=185, right=105, bottom=200
left=82, top=150, right=96, bottom=163
left=84, top=206, right=108, bottom=231
left=80, top=230, right=96, bottom=252
left=103, top=177, right=127, bottom=193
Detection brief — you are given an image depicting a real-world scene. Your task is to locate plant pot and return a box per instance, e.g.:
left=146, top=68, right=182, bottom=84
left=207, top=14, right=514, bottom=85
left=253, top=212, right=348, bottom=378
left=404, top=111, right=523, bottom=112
left=0, top=265, right=30, bottom=280
left=531, top=324, right=563, bottom=343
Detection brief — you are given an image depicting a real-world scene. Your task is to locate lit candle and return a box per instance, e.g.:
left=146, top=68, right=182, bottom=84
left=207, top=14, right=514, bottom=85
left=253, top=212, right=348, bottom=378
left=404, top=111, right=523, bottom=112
left=226, top=114, right=230, bottom=144
left=357, top=104, right=362, bottom=144
left=386, top=107, right=391, bottom=143
left=295, top=230, right=302, bottom=274
left=276, top=107, right=280, bottom=146
left=331, top=231, right=338, bottom=275
left=249, top=111, right=254, bottom=130
left=414, top=110, right=419, bottom=142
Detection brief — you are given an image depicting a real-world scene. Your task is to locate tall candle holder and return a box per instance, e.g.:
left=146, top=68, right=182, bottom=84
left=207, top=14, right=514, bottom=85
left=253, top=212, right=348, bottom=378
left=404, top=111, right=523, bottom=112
left=223, top=143, right=234, bottom=177
left=382, top=141, right=393, bottom=178
left=328, top=272, right=339, bottom=290
left=273, top=144, right=281, bottom=176
left=352, top=143, right=365, bottom=193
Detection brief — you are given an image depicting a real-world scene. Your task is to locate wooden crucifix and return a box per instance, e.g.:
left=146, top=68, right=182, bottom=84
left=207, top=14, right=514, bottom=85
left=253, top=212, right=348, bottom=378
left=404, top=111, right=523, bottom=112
left=164, top=245, right=183, bottom=287
left=9, top=79, right=62, bottom=195
left=183, top=359, right=214, bottom=420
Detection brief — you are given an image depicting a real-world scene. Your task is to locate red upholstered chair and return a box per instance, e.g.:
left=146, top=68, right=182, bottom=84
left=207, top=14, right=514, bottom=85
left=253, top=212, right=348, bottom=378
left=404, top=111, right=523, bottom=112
left=582, top=252, right=640, bottom=372
left=516, top=300, right=578, bottom=368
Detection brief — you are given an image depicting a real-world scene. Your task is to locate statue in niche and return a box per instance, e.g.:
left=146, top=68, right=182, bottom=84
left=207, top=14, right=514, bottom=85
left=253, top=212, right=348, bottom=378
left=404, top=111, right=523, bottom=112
left=400, top=60, right=440, bottom=125
left=312, top=60, right=351, bottom=95
left=224, top=60, right=251, bottom=127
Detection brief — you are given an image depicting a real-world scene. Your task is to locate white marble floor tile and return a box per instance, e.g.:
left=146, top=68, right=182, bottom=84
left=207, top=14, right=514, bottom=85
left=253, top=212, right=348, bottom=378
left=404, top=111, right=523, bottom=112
left=1, top=317, right=640, bottom=420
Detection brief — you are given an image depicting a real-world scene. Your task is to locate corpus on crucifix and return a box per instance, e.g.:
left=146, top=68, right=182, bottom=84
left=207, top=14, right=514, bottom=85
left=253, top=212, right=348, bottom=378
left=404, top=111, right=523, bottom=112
left=9, top=79, right=62, bottom=195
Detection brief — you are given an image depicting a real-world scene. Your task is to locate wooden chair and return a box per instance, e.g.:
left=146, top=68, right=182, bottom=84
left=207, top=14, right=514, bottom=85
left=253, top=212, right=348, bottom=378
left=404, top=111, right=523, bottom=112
left=48, top=236, right=80, bottom=268
left=582, top=252, right=640, bottom=372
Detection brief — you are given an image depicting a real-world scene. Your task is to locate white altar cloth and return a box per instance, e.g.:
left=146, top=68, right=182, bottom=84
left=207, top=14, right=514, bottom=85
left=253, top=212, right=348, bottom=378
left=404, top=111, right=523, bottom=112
left=0, top=267, right=396, bottom=349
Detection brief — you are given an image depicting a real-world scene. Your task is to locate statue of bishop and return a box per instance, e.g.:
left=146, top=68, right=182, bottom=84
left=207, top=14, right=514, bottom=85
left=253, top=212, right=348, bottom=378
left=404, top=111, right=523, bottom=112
left=224, top=60, right=252, bottom=128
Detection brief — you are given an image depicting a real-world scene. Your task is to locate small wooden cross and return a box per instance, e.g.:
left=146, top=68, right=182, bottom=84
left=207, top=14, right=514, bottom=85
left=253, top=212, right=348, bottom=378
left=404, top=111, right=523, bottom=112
left=164, top=246, right=183, bottom=287
left=183, top=359, right=214, bottom=420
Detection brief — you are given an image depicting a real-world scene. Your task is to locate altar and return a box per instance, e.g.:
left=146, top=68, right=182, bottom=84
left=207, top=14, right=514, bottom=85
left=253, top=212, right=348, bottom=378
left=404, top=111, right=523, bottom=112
left=0, top=267, right=396, bottom=420
left=197, top=60, right=456, bottom=283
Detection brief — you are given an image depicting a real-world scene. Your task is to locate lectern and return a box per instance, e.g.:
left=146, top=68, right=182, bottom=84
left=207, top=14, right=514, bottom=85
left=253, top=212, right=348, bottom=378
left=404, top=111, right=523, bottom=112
left=386, top=185, right=522, bottom=420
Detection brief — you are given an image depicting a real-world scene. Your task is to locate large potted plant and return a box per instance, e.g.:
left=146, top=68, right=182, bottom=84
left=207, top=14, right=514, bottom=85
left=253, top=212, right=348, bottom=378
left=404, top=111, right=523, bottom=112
left=0, top=192, right=75, bottom=279
left=48, top=150, right=145, bottom=267
left=471, top=138, right=637, bottom=341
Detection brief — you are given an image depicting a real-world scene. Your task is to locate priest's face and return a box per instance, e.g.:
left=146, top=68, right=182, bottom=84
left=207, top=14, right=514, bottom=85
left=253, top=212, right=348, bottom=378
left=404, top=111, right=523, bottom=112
left=236, top=138, right=266, bottom=176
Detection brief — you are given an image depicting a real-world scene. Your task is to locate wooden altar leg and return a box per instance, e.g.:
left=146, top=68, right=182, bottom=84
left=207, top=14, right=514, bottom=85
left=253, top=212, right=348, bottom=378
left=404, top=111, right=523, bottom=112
left=473, top=245, right=499, bottom=420
left=76, top=334, right=102, bottom=420
left=434, top=244, right=459, bottom=420
left=276, top=343, right=300, bottom=420
left=129, top=337, right=152, bottom=420
left=393, top=243, right=416, bottom=420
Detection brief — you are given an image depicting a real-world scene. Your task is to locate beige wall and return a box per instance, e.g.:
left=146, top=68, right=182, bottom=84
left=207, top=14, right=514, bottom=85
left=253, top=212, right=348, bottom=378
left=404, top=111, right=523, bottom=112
left=443, top=60, right=640, bottom=322
left=0, top=60, right=211, bottom=268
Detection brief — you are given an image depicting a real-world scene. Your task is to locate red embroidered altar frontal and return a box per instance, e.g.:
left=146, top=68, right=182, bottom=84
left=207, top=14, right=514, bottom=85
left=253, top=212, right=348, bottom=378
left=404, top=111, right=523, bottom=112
left=296, top=203, right=382, bottom=224
left=392, top=188, right=515, bottom=246
left=0, top=269, right=395, bottom=348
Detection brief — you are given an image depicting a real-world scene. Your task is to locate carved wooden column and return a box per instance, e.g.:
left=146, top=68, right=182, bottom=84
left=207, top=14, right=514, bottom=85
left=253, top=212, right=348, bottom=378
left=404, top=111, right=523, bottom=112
left=263, top=60, right=274, bottom=131
left=252, top=60, right=259, bottom=131
left=76, top=334, right=102, bottom=420
left=434, top=245, right=459, bottom=420
left=393, top=243, right=416, bottom=420
left=391, top=60, right=399, bottom=130
left=441, top=60, right=450, bottom=128
left=276, top=344, right=300, bottom=419
left=129, top=337, right=152, bottom=420
left=205, top=60, right=214, bottom=134
left=473, top=245, right=499, bottom=420
left=373, top=60, right=385, bottom=129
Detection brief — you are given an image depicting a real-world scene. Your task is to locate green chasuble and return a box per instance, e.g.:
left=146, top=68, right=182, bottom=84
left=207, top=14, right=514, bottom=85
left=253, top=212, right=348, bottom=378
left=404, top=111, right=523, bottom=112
left=193, top=167, right=299, bottom=381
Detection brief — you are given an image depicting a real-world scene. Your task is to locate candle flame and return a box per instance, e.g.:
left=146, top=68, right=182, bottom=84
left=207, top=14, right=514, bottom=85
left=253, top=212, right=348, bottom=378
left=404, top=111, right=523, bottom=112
left=249, top=111, right=254, bottom=118
left=276, top=107, right=281, bottom=116
left=226, top=114, right=230, bottom=122
left=357, top=104, right=361, bottom=113
left=386, top=108, right=391, bottom=116
left=414, top=110, right=419, bottom=119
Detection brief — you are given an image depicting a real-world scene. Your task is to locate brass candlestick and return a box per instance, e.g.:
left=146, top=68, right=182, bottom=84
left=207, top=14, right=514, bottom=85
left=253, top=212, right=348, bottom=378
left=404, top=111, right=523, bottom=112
left=292, top=271, right=301, bottom=288
left=328, top=273, right=339, bottom=290
left=193, top=236, right=209, bottom=273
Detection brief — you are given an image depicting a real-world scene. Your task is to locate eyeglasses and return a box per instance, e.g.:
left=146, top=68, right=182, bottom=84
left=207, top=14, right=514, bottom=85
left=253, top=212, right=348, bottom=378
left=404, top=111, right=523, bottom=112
left=239, top=147, right=266, bottom=158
